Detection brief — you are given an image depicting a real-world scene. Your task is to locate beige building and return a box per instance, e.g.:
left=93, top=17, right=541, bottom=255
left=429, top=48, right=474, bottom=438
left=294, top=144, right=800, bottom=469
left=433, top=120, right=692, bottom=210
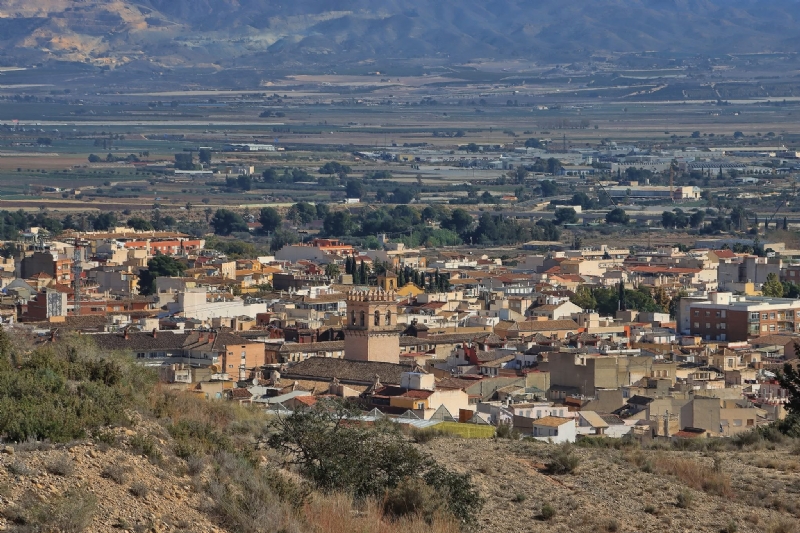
left=344, top=289, right=400, bottom=364
left=544, top=352, right=654, bottom=397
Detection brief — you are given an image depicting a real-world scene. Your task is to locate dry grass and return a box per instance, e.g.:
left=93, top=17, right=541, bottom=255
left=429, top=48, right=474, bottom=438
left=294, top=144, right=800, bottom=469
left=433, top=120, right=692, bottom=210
left=650, top=455, right=734, bottom=498
left=303, top=493, right=460, bottom=533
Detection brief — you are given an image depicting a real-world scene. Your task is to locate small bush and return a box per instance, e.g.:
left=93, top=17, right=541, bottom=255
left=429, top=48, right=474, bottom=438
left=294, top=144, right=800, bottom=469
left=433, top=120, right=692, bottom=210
left=46, top=453, right=75, bottom=477
left=643, top=504, right=657, bottom=515
left=722, top=519, right=738, bottom=533
left=129, top=481, right=149, bottom=498
left=540, top=503, right=556, bottom=521
left=546, top=443, right=580, bottom=475
left=187, top=455, right=206, bottom=476
left=495, top=423, right=520, bottom=440
left=605, top=519, right=619, bottom=532
left=511, top=493, right=527, bottom=503
left=129, top=434, right=162, bottom=463
left=7, top=460, right=32, bottom=476
left=2, top=489, right=96, bottom=532
left=411, top=428, right=446, bottom=444
left=676, top=490, right=694, bottom=509
left=101, top=464, right=127, bottom=485
left=767, top=519, right=796, bottom=533
left=383, top=476, right=446, bottom=524
left=94, top=430, right=118, bottom=448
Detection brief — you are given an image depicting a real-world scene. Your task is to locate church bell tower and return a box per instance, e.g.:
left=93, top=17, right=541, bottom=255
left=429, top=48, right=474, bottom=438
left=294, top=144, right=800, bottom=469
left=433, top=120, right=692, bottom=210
left=344, top=289, right=400, bottom=364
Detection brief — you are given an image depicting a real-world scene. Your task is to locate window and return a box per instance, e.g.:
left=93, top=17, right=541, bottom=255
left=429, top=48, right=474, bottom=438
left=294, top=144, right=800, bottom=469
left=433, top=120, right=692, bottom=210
left=350, top=310, right=356, bottom=325
left=694, top=322, right=699, bottom=328
left=770, top=313, right=776, bottom=320
left=770, top=325, right=776, bottom=332
left=750, top=312, right=759, bottom=320
left=721, top=310, right=726, bottom=318
left=360, top=311, right=365, bottom=327
left=706, top=323, right=711, bottom=329
left=374, top=310, right=380, bottom=326
left=720, top=323, right=726, bottom=330
left=733, top=419, right=743, bottom=427
left=705, top=311, right=711, bottom=317
left=694, top=310, right=700, bottom=317
left=386, top=310, right=392, bottom=325
left=789, top=311, right=795, bottom=318
left=762, top=325, right=768, bottom=331
left=763, top=313, right=769, bottom=320
left=716, top=311, right=721, bottom=317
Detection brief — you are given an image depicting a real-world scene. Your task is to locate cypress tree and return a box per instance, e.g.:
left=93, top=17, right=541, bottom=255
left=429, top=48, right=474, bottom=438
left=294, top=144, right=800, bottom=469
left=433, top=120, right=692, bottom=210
left=359, top=260, right=366, bottom=286
left=784, top=217, right=789, bottom=231
left=618, top=281, right=626, bottom=311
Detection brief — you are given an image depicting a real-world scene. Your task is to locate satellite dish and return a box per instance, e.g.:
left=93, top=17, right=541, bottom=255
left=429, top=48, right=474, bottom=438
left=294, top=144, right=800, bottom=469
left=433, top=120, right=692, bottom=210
left=210, top=364, right=219, bottom=373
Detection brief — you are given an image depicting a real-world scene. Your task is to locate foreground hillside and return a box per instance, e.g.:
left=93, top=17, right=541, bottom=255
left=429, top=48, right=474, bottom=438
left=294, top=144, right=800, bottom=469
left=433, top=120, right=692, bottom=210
left=3, top=423, right=800, bottom=533
left=425, top=436, right=800, bottom=533
left=1, top=332, right=800, bottom=533
left=0, top=0, right=799, bottom=67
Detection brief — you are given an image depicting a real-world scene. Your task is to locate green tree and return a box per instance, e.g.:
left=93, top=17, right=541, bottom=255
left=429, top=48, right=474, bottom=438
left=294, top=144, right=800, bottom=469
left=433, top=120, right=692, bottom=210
left=779, top=352, right=800, bottom=431
left=174, top=152, right=195, bottom=170
left=762, top=273, right=784, bottom=297
left=346, top=180, right=364, bottom=199
left=540, top=180, right=559, bottom=196
left=87, top=154, right=101, bottom=163
left=210, top=209, right=249, bottom=236
left=269, top=229, right=300, bottom=252
left=571, top=286, right=597, bottom=311
left=237, top=174, right=252, bottom=191
left=323, top=211, right=353, bottom=236
left=138, top=255, right=186, bottom=295
left=689, top=210, right=705, bottom=229
left=267, top=400, right=482, bottom=527
left=198, top=148, right=212, bottom=166
left=605, top=208, right=630, bottom=225
left=669, top=289, right=687, bottom=318
left=525, top=138, right=542, bottom=148
left=554, top=207, right=578, bottom=225
left=126, top=217, right=153, bottom=231
left=324, top=263, right=340, bottom=279
left=258, top=207, right=282, bottom=233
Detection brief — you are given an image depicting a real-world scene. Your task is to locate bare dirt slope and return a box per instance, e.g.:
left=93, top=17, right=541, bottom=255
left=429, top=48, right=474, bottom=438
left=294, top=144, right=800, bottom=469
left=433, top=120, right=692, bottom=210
left=424, top=438, right=800, bottom=533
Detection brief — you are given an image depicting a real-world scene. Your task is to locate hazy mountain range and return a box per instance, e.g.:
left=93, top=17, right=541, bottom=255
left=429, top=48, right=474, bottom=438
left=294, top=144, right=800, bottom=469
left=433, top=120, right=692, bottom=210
left=0, top=0, right=799, bottom=68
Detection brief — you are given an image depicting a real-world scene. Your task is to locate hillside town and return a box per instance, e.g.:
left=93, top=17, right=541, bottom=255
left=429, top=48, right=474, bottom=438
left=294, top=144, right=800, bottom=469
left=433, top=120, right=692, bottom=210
left=3, top=223, right=796, bottom=444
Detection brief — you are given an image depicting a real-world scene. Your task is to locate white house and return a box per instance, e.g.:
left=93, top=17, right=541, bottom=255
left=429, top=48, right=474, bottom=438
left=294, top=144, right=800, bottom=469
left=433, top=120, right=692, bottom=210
left=531, top=416, right=577, bottom=443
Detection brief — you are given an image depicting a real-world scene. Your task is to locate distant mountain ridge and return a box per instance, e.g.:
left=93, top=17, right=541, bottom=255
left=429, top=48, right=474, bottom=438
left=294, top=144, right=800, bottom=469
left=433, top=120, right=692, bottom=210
left=0, top=0, right=798, bottom=68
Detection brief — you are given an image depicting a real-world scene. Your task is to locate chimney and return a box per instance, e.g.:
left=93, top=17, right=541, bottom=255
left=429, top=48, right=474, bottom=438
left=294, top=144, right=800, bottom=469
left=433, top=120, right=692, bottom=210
left=152, top=328, right=157, bottom=339
left=208, top=331, right=216, bottom=344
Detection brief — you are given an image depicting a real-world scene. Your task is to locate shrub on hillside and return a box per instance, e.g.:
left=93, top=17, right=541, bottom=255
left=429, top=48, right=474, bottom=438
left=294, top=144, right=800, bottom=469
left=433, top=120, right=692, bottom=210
left=268, top=400, right=483, bottom=528
left=0, top=328, right=155, bottom=443
left=546, top=443, right=580, bottom=475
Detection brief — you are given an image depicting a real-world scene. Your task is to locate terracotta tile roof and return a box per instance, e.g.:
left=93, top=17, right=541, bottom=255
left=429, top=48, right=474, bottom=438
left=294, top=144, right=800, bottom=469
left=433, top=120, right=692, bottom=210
left=230, top=388, right=253, bottom=399
left=292, top=395, right=318, bottom=406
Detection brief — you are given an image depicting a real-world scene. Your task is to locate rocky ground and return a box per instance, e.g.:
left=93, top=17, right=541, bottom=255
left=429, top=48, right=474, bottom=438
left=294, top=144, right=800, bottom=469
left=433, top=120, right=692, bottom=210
left=424, top=438, right=800, bottom=533
left=0, top=425, right=225, bottom=533
left=2, top=422, right=800, bottom=533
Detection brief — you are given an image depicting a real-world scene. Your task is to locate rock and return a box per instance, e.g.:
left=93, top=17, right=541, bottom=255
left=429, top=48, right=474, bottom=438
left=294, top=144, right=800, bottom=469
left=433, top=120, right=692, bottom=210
left=1, top=446, right=13, bottom=455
